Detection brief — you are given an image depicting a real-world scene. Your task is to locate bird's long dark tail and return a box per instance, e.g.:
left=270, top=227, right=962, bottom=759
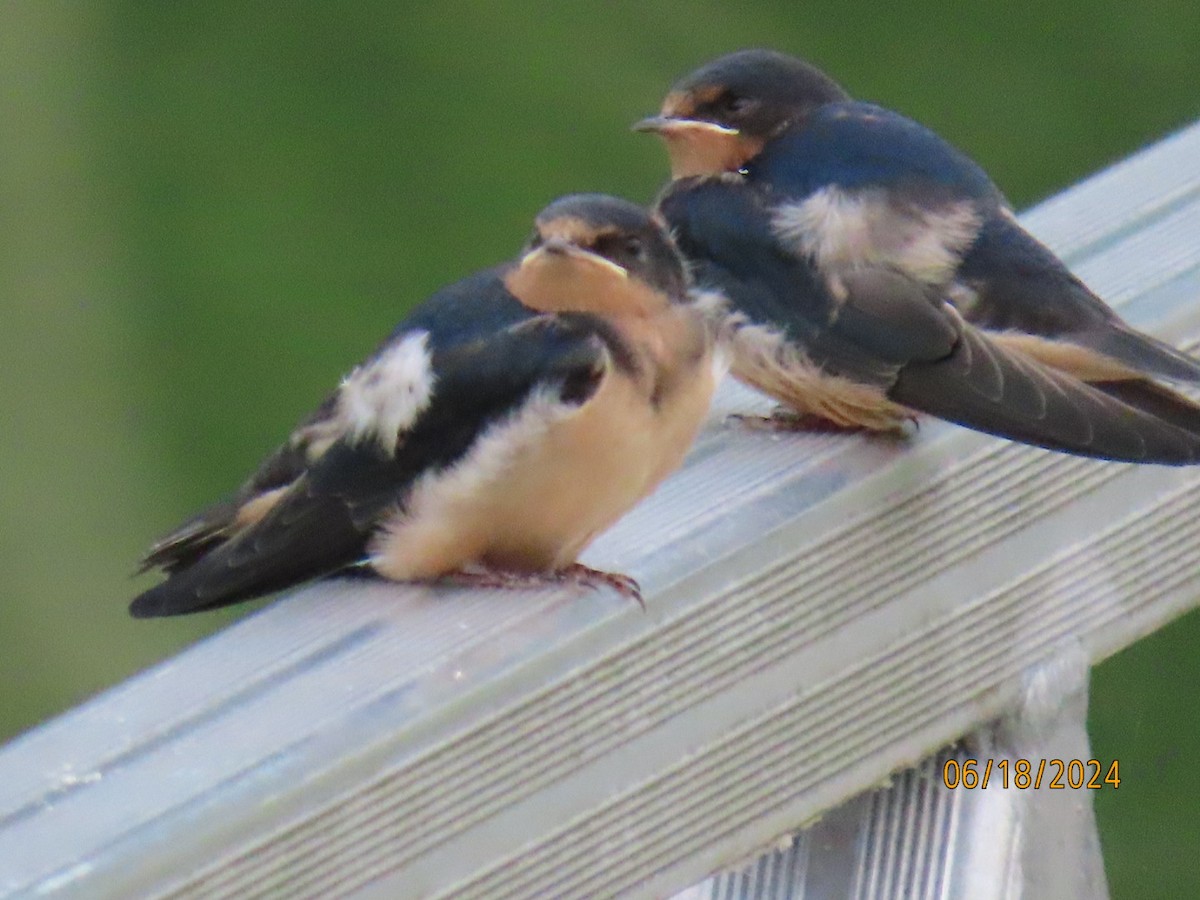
left=136, top=502, right=238, bottom=575
left=890, top=319, right=1200, bottom=464
left=1083, top=322, right=1200, bottom=384
left=1090, top=378, right=1200, bottom=439
left=130, top=487, right=370, bottom=617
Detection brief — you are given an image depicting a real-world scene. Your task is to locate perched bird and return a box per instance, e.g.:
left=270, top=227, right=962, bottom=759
left=131, top=194, right=721, bottom=617
left=635, top=48, right=1200, bottom=462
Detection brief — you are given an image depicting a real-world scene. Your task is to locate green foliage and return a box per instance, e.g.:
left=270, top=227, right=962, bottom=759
left=1, top=3, right=1197, bottom=894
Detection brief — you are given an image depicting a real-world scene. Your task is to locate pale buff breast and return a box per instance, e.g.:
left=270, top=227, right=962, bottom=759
left=368, top=337, right=718, bottom=581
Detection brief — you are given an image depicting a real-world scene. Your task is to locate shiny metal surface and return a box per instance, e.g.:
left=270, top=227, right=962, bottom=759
left=683, top=648, right=1108, bottom=900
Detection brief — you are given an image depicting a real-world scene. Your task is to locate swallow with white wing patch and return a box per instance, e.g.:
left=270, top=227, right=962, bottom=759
left=131, top=194, right=721, bottom=617
left=635, top=49, right=1200, bottom=463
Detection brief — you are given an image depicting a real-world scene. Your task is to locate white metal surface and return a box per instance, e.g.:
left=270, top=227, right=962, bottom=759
left=2, top=122, right=1199, bottom=899
left=683, top=647, right=1109, bottom=900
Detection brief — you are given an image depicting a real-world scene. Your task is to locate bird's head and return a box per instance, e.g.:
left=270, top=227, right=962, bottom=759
left=505, top=194, right=688, bottom=316
left=634, top=49, right=849, bottom=178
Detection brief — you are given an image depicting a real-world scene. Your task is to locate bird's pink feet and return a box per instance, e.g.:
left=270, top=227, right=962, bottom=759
left=729, top=408, right=855, bottom=433
left=437, top=564, right=644, bottom=609
left=729, top=406, right=917, bottom=436
left=556, top=563, right=644, bottom=609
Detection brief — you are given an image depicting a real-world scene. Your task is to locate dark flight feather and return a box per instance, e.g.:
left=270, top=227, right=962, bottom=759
left=131, top=301, right=609, bottom=617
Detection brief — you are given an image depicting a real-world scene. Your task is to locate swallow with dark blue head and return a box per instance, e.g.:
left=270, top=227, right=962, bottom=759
left=635, top=48, right=1200, bottom=463
left=130, top=195, right=723, bottom=617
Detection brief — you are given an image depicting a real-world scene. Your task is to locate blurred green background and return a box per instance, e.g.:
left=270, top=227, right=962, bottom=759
left=1, top=2, right=1197, bottom=894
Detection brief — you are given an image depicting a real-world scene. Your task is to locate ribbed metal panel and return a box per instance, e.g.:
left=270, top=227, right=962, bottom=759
left=1, top=121, right=1198, bottom=900
left=690, top=649, right=1106, bottom=900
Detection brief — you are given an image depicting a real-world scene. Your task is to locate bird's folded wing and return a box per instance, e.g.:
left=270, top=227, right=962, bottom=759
left=957, top=214, right=1200, bottom=382
left=130, top=316, right=609, bottom=617
left=661, top=176, right=928, bottom=387
left=830, top=270, right=1200, bottom=463
left=139, top=269, right=533, bottom=575
left=138, top=392, right=342, bottom=575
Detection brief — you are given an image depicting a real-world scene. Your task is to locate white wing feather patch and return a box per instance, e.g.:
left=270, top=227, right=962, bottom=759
left=337, top=331, right=435, bottom=455
left=772, top=187, right=981, bottom=284
left=686, top=288, right=736, bottom=384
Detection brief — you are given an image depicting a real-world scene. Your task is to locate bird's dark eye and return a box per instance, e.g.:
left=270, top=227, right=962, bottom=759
left=526, top=231, right=544, bottom=251
left=594, top=234, right=646, bottom=265
left=710, top=92, right=754, bottom=118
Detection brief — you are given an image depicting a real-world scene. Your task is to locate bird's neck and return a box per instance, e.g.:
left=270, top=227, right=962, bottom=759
left=504, top=262, right=670, bottom=319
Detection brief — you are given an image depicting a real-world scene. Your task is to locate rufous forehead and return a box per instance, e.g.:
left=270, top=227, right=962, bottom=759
left=535, top=215, right=620, bottom=247
left=661, top=85, right=722, bottom=118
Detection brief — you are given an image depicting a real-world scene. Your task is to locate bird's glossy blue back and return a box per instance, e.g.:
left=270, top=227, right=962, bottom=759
left=380, top=267, right=533, bottom=356
left=750, top=101, right=1002, bottom=204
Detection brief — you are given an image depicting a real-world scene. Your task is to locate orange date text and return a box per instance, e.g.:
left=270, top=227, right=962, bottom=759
left=942, top=758, right=1120, bottom=790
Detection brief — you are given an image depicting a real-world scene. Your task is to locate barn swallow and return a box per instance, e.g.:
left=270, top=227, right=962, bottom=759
left=635, top=49, right=1200, bottom=463
left=131, top=194, right=721, bottom=617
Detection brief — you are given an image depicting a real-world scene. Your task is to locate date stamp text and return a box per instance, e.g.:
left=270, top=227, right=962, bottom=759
left=943, top=758, right=1120, bottom=790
